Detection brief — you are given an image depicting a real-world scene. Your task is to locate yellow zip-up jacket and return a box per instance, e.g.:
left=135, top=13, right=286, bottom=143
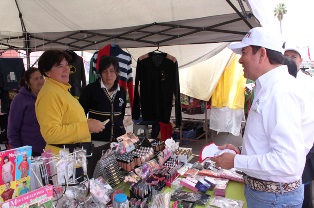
left=35, top=78, right=90, bottom=154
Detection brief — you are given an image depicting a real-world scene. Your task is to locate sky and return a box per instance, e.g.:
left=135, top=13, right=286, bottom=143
left=258, top=0, right=314, bottom=61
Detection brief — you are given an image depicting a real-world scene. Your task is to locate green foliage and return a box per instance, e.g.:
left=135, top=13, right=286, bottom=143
left=273, top=3, right=287, bottom=34
left=274, top=3, right=287, bottom=22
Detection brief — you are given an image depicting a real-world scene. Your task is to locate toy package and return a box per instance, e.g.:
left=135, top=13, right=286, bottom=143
left=0, top=146, right=32, bottom=203
left=2, top=185, right=53, bottom=208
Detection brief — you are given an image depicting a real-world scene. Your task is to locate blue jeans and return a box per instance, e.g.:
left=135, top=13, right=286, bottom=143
left=244, top=184, right=304, bottom=208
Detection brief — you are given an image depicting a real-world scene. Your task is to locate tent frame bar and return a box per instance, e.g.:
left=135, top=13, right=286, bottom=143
left=1, top=0, right=256, bottom=64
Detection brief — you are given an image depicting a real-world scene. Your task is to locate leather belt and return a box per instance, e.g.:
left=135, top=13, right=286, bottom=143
left=245, top=175, right=301, bottom=193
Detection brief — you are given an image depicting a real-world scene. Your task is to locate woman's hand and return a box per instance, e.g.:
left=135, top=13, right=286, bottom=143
left=87, top=119, right=105, bottom=133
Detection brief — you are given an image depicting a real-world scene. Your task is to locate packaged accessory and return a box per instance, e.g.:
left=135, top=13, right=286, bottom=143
left=50, top=142, right=94, bottom=156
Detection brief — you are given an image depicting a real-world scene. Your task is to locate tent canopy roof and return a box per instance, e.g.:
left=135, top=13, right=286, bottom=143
left=0, top=0, right=260, bottom=51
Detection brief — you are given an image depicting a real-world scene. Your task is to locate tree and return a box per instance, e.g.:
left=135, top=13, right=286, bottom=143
left=274, top=3, right=287, bottom=34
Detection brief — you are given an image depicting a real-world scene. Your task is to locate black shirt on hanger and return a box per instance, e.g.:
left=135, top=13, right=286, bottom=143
left=132, top=52, right=182, bottom=127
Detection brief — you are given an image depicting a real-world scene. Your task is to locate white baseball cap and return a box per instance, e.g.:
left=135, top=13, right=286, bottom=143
left=284, top=44, right=302, bottom=57
left=228, top=27, right=284, bottom=54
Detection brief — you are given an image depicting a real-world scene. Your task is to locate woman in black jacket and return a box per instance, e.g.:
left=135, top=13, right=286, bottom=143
left=79, top=56, right=126, bottom=142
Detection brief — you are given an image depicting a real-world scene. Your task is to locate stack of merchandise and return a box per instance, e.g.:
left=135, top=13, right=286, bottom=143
left=0, top=146, right=32, bottom=203
left=58, top=137, right=246, bottom=207
left=0, top=146, right=54, bottom=207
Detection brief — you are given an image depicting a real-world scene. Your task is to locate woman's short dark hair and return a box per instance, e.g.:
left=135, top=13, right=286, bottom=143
left=99, top=56, right=120, bottom=92
left=19, top=67, right=40, bottom=89
left=284, top=56, right=298, bottom=78
left=38, top=50, right=71, bottom=77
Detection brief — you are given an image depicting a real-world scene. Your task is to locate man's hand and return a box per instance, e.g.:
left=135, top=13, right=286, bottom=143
left=210, top=152, right=236, bottom=170
left=218, top=144, right=240, bottom=154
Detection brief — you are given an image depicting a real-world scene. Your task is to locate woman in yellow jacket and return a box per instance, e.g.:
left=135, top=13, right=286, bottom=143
left=35, top=50, right=104, bottom=155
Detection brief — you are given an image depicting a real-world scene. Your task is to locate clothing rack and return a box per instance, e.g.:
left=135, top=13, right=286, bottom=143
left=171, top=102, right=209, bottom=145
left=180, top=107, right=208, bottom=145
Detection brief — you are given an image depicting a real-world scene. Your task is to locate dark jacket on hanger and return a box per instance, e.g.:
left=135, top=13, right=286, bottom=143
left=79, top=79, right=126, bottom=142
left=0, top=58, right=25, bottom=113
left=65, top=50, right=86, bottom=97
left=0, top=58, right=25, bottom=91
left=132, top=52, right=182, bottom=127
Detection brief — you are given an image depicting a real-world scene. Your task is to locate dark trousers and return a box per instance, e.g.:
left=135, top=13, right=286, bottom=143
left=302, top=153, right=314, bottom=208
left=302, top=182, right=313, bottom=208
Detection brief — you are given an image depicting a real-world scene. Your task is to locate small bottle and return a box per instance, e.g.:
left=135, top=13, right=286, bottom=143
left=113, top=193, right=129, bottom=208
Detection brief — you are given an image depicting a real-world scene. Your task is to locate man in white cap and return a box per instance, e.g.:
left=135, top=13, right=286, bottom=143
left=211, top=27, right=314, bottom=207
left=284, top=45, right=314, bottom=208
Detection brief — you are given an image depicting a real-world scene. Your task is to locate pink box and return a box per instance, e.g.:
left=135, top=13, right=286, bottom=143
left=180, top=178, right=198, bottom=192
left=2, top=185, right=53, bottom=208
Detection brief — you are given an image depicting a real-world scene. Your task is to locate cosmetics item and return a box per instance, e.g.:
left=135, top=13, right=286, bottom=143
left=130, top=180, right=152, bottom=199
left=214, top=178, right=229, bottom=197
left=171, top=190, right=211, bottom=205
left=180, top=178, right=198, bottom=192
left=183, top=168, right=199, bottom=178
left=204, top=176, right=217, bottom=191
left=195, top=179, right=211, bottom=193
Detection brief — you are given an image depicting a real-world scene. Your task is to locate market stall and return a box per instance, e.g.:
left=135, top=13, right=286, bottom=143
left=0, top=0, right=266, bottom=207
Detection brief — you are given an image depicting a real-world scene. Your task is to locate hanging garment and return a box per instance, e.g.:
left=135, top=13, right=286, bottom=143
left=210, top=55, right=246, bottom=136
left=89, top=51, right=99, bottom=84
left=132, top=52, right=182, bottom=127
left=159, top=122, right=172, bottom=141
left=0, top=58, right=25, bottom=91
left=65, top=50, right=86, bottom=97
left=94, top=44, right=134, bottom=107
left=110, top=45, right=134, bottom=107
left=0, top=58, right=25, bottom=113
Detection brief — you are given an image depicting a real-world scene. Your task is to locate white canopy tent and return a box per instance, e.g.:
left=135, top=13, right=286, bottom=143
left=0, top=0, right=260, bottom=54
left=0, top=0, right=264, bottom=99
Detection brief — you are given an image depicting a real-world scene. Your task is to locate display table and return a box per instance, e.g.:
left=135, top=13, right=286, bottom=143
left=116, top=180, right=247, bottom=207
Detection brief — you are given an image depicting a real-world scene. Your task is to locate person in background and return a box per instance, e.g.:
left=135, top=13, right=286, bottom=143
left=242, top=79, right=255, bottom=137
left=79, top=56, right=127, bottom=178
left=284, top=45, right=314, bottom=208
left=7, top=67, right=45, bottom=156
left=283, top=56, right=298, bottom=78
left=35, top=50, right=104, bottom=155
left=211, top=27, right=314, bottom=207
left=79, top=56, right=126, bottom=144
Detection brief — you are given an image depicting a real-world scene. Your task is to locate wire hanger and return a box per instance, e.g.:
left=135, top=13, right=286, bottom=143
left=152, top=43, right=163, bottom=53
left=111, top=37, right=117, bottom=47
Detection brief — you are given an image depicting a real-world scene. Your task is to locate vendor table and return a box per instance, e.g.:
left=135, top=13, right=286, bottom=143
left=116, top=180, right=247, bottom=208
